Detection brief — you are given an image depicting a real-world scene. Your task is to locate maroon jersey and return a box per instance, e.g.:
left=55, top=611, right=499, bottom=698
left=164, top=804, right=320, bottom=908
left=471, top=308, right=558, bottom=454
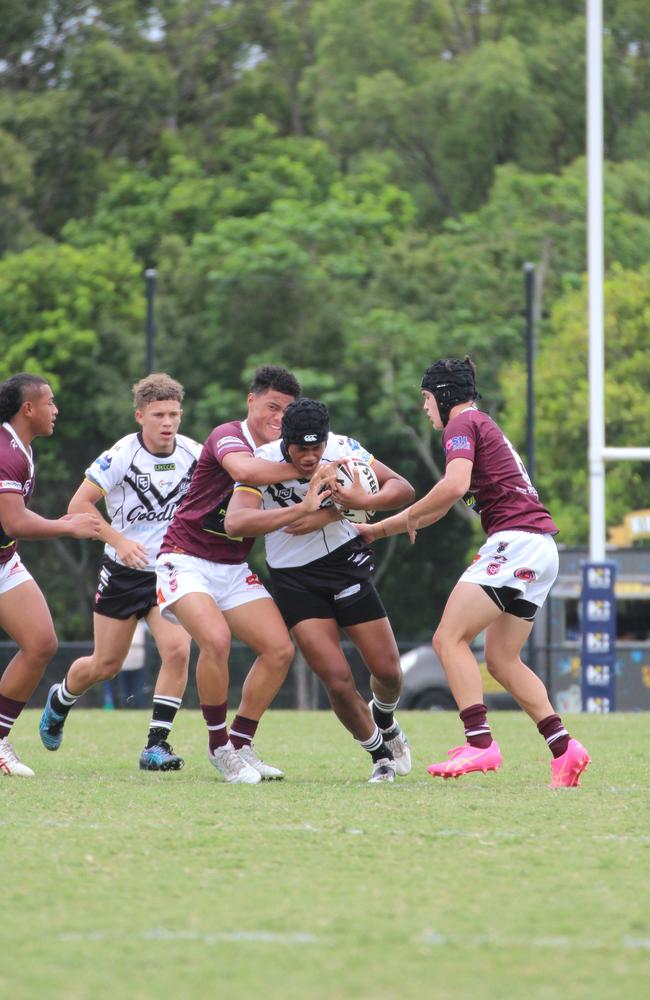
left=442, top=408, right=558, bottom=537
left=0, top=423, right=35, bottom=564
left=160, top=419, right=256, bottom=564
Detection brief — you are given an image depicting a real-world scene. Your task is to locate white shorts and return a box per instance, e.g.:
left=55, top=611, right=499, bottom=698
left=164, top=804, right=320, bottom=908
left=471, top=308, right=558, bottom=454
left=0, top=552, right=33, bottom=596
left=155, top=553, right=271, bottom=623
left=460, top=530, right=559, bottom=609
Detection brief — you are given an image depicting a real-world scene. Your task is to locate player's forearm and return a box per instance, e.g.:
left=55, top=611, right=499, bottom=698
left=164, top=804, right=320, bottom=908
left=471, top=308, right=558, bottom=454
left=408, top=480, right=462, bottom=529
left=225, top=503, right=308, bottom=538
left=373, top=481, right=461, bottom=539
left=68, top=496, right=114, bottom=545
left=228, top=456, right=300, bottom=486
left=4, top=509, right=77, bottom=540
left=372, top=477, right=416, bottom=512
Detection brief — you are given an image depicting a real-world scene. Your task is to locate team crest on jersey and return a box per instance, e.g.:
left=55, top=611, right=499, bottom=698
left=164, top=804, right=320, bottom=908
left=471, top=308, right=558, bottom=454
left=486, top=562, right=501, bottom=576
left=136, top=474, right=151, bottom=492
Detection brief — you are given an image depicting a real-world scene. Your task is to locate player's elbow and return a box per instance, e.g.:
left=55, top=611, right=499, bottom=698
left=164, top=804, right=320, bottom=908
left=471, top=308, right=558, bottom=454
left=223, top=512, right=242, bottom=536
left=1, top=513, right=22, bottom=537
left=401, top=481, right=416, bottom=505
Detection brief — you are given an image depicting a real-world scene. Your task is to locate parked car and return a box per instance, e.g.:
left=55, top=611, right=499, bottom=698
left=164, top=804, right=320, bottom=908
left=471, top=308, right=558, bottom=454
left=399, top=642, right=518, bottom=710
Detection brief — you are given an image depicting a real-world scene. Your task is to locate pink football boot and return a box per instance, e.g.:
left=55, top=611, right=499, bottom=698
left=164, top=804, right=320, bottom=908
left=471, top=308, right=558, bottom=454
left=549, top=738, right=591, bottom=788
left=427, top=740, right=502, bottom=779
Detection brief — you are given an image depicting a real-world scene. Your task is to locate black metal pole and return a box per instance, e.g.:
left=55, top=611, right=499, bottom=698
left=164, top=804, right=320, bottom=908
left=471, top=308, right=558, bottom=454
left=145, top=268, right=156, bottom=374
left=523, top=262, right=537, bottom=673
left=524, top=262, right=535, bottom=483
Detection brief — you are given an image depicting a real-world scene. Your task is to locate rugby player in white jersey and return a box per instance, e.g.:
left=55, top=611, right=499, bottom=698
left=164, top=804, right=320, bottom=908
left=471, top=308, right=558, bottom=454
left=39, top=374, right=203, bottom=770
left=0, top=374, right=101, bottom=777
left=224, top=397, right=415, bottom=783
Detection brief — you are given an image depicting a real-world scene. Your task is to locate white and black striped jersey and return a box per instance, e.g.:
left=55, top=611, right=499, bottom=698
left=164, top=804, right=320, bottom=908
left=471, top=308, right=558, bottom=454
left=250, top=433, right=374, bottom=568
left=85, top=432, right=202, bottom=571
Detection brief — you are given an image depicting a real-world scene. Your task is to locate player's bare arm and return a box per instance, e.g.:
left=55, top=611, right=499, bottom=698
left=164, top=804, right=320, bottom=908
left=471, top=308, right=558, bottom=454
left=68, top=479, right=148, bottom=569
left=360, top=459, right=472, bottom=544
left=224, top=466, right=332, bottom=538
left=285, top=505, right=343, bottom=535
left=405, top=458, right=472, bottom=540
left=0, top=492, right=102, bottom=540
left=330, top=459, right=415, bottom=514
left=222, top=451, right=303, bottom=486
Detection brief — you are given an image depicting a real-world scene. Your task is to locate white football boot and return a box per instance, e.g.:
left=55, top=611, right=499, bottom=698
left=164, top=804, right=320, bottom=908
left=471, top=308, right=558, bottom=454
left=368, top=757, right=397, bottom=783
left=208, top=741, right=261, bottom=784
left=0, top=737, right=35, bottom=777
left=383, top=723, right=412, bottom=776
left=237, top=743, right=284, bottom=780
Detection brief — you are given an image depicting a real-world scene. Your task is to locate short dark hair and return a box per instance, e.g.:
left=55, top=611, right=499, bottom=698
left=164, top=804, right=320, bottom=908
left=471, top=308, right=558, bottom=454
left=0, top=373, right=49, bottom=422
left=249, top=365, right=301, bottom=399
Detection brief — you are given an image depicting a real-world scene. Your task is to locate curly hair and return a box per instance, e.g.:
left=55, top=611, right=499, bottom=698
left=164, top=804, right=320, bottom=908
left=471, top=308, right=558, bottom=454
left=132, top=373, right=185, bottom=410
left=249, top=365, right=301, bottom=399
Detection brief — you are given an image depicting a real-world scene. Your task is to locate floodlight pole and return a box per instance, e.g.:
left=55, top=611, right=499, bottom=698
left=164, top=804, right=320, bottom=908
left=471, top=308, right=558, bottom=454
left=587, top=0, right=606, bottom=562
left=145, top=268, right=157, bottom=375
left=523, top=262, right=535, bottom=485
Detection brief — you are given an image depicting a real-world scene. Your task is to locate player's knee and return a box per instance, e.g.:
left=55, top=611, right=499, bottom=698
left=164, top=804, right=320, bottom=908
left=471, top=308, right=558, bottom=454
left=94, top=657, right=126, bottom=681
left=432, top=628, right=446, bottom=661
left=371, top=658, right=402, bottom=692
left=24, top=630, right=58, bottom=667
left=266, top=638, right=294, bottom=675
left=198, top=635, right=230, bottom=666
left=161, top=640, right=191, bottom=672
left=484, top=650, right=514, bottom=681
left=325, top=671, right=356, bottom=702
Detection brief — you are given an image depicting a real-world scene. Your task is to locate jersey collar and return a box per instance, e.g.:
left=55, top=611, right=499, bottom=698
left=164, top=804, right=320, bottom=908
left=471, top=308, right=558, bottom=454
left=2, top=421, right=34, bottom=470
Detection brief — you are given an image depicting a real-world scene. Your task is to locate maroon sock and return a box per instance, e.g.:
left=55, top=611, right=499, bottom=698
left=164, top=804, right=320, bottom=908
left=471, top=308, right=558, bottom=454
left=537, top=714, right=570, bottom=758
left=459, top=703, right=492, bottom=749
left=0, top=694, right=25, bottom=738
left=201, top=702, right=228, bottom=752
left=229, top=715, right=258, bottom=750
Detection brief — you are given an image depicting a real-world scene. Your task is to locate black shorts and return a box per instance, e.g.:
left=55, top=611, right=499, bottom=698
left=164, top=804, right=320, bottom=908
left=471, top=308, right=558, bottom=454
left=267, top=538, right=386, bottom=631
left=94, top=556, right=157, bottom=620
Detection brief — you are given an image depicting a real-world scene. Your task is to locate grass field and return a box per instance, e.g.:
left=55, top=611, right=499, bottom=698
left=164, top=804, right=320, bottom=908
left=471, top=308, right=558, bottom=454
left=3, top=709, right=649, bottom=1000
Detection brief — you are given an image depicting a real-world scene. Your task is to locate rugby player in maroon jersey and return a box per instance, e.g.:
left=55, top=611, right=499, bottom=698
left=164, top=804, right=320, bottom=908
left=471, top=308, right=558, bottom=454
left=359, top=357, right=590, bottom=788
left=0, top=374, right=101, bottom=777
left=155, top=366, right=327, bottom=784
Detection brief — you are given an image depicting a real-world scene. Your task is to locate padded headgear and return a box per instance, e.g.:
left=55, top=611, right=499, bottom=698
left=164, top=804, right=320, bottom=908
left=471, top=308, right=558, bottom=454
left=281, top=397, right=330, bottom=447
left=421, top=356, right=480, bottom=426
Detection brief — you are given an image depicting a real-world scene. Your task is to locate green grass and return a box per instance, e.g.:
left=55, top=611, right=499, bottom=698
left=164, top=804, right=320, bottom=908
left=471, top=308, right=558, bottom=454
left=3, top=710, right=649, bottom=1000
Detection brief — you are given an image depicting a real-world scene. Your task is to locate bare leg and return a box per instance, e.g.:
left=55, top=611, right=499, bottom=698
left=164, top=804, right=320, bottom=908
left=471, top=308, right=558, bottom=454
left=225, top=599, right=294, bottom=720
left=432, top=582, right=503, bottom=710
left=166, top=593, right=231, bottom=705
left=66, top=615, right=137, bottom=695
left=0, top=581, right=57, bottom=701
left=292, top=617, right=374, bottom=740
left=484, top=613, right=554, bottom=722
left=343, top=617, right=402, bottom=705
left=145, top=607, right=191, bottom=700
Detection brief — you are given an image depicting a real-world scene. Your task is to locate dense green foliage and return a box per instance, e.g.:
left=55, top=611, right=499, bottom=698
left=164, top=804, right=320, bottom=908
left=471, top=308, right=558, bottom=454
left=1, top=2, right=649, bottom=637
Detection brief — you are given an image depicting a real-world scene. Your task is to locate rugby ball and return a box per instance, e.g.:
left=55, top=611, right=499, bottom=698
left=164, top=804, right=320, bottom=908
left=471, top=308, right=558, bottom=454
left=334, top=458, right=379, bottom=523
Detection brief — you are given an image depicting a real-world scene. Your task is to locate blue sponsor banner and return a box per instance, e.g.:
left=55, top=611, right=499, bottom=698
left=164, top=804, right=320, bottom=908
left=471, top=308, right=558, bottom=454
left=580, top=562, right=617, bottom=712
